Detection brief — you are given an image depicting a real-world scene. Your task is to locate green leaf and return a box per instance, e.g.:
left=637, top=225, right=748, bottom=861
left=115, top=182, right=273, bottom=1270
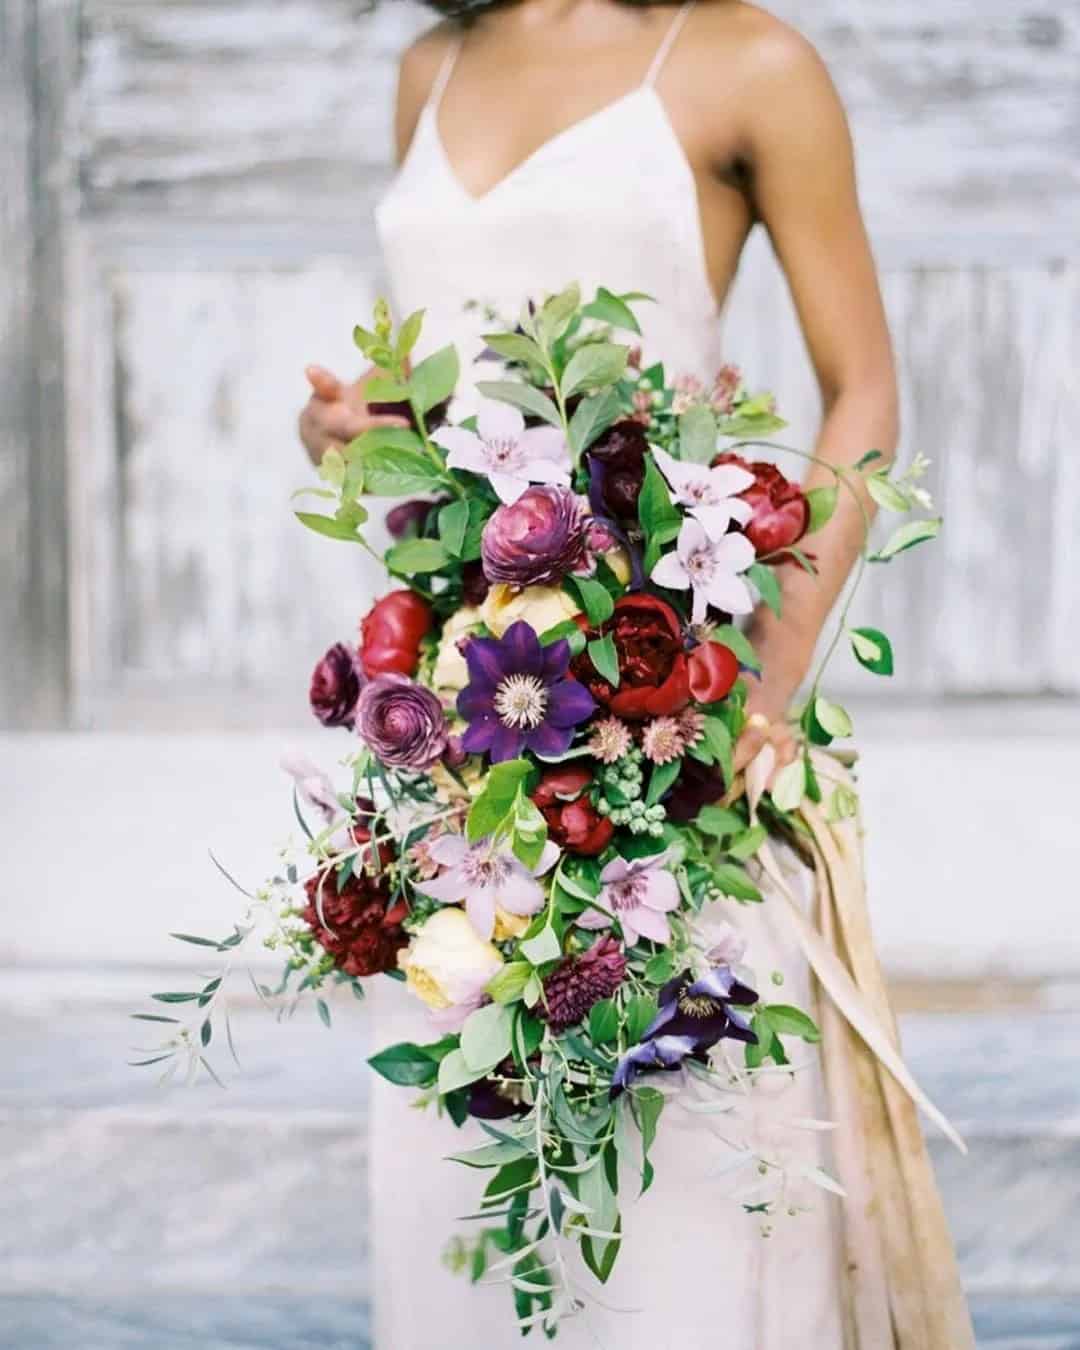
left=510, top=788, right=548, bottom=871
left=486, top=961, right=534, bottom=1005
left=587, top=633, right=620, bottom=687
left=385, top=538, right=451, bottom=574
left=354, top=438, right=446, bottom=497
left=827, top=783, right=860, bottom=822
left=566, top=574, right=615, bottom=626
left=461, top=1002, right=514, bottom=1072
left=866, top=473, right=910, bottom=513
left=709, top=624, right=761, bottom=673
left=447, top=1138, right=530, bottom=1168
left=638, top=454, right=683, bottom=573
left=854, top=449, right=884, bottom=471
left=438, top=1047, right=488, bottom=1095
left=364, top=373, right=410, bottom=402
left=581, top=285, right=641, bottom=334
left=643, top=948, right=675, bottom=985
left=746, top=562, right=782, bottom=617
left=694, top=804, right=746, bottom=839
left=770, top=758, right=806, bottom=812
left=849, top=625, right=894, bottom=676
left=539, top=618, right=586, bottom=657
left=814, top=696, right=853, bottom=739
left=367, top=1041, right=444, bottom=1087
left=711, top=861, right=763, bottom=903
left=535, top=283, right=582, bottom=346
left=437, top=498, right=469, bottom=557
left=475, top=380, right=561, bottom=428
left=678, top=404, right=718, bottom=465
left=701, top=717, right=733, bottom=786
left=295, top=511, right=365, bottom=544
left=568, top=388, right=621, bottom=456
left=467, top=758, right=534, bottom=841
left=481, top=331, right=548, bottom=372
left=395, top=309, right=425, bottom=363
left=870, top=517, right=942, bottom=562
left=625, top=994, right=659, bottom=1043
left=645, top=757, right=681, bottom=807
left=762, top=1003, right=822, bottom=1042
left=588, top=998, right=619, bottom=1045
left=316, top=997, right=331, bottom=1029
left=805, top=485, right=838, bottom=534
left=724, top=824, right=766, bottom=861
left=561, top=342, right=628, bottom=399
left=410, top=344, right=460, bottom=412
left=632, top=1085, right=665, bottom=1155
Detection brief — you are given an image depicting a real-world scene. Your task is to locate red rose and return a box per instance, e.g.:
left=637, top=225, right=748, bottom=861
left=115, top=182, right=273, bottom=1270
left=531, top=764, right=614, bottom=856
left=713, top=452, right=809, bottom=559
left=360, top=590, right=433, bottom=679
left=571, top=594, right=690, bottom=721
left=687, top=641, right=739, bottom=704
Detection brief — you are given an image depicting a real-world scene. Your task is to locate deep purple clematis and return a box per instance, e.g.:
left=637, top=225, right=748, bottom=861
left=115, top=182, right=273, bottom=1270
left=610, top=964, right=758, bottom=1097
left=457, top=620, right=596, bottom=762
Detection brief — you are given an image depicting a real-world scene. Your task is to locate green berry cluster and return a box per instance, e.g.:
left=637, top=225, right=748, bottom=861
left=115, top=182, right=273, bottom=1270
left=596, top=749, right=666, bottom=837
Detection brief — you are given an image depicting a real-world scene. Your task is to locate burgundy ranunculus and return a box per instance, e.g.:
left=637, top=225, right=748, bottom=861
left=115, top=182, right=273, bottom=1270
left=713, top=452, right=809, bottom=559
left=540, top=936, right=628, bottom=1033
left=302, top=867, right=407, bottom=978
left=531, top=763, right=614, bottom=857
left=357, top=673, right=448, bottom=770
left=360, top=590, right=433, bottom=679
left=587, top=420, right=648, bottom=524
left=461, top=561, right=490, bottom=608
left=385, top=499, right=440, bottom=540
left=309, top=642, right=364, bottom=728
left=664, top=757, right=727, bottom=824
left=687, top=640, right=739, bottom=705
left=571, top=594, right=690, bottom=722
left=481, top=485, right=589, bottom=588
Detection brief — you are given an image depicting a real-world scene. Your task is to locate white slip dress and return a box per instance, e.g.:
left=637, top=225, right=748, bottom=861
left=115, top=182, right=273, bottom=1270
left=369, top=6, right=846, bottom=1346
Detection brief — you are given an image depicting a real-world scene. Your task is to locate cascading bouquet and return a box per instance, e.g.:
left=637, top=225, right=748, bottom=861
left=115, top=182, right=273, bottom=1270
left=135, top=284, right=939, bottom=1336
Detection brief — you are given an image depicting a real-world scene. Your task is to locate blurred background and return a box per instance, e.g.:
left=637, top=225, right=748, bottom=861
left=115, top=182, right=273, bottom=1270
left=2, top=1, right=1079, bottom=1346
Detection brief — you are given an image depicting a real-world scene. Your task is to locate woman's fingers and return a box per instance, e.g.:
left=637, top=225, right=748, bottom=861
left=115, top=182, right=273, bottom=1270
left=733, top=725, right=768, bottom=775
left=305, top=364, right=344, bottom=400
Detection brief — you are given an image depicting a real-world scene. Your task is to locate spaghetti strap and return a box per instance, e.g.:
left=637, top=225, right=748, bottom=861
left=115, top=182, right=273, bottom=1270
left=427, top=35, right=463, bottom=113
left=643, top=0, right=696, bottom=87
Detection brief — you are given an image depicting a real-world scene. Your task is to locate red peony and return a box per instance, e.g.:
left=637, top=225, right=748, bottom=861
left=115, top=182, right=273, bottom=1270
left=302, top=867, right=407, bottom=979
left=687, top=640, right=739, bottom=704
left=531, top=763, right=614, bottom=857
left=571, top=594, right=690, bottom=721
left=713, top=452, right=809, bottom=559
left=360, top=590, right=433, bottom=679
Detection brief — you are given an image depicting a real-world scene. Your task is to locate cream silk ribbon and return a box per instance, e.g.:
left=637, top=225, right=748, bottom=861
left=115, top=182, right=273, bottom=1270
left=744, top=746, right=967, bottom=1157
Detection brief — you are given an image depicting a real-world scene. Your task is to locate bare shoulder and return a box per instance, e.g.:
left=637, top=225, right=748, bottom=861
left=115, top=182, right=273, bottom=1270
left=690, top=2, right=832, bottom=86
left=395, top=19, right=460, bottom=160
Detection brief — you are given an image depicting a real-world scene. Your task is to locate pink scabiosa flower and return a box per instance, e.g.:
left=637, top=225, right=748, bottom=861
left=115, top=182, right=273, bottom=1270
left=651, top=519, right=755, bottom=624
left=710, top=363, right=743, bottom=414
left=578, top=849, right=680, bottom=947
left=356, top=673, right=449, bottom=771
left=417, top=831, right=559, bottom=941
left=642, top=716, right=684, bottom=765
left=309, top=642, right=364, bottom=728
left=651, top=447, right=755, bottom=541
left=433, top=400, right=571, bottom=505
left=539, top=936, right=628, bottom=1033
left=481, top=485, right=590, bottom=588
left=457, top=620, right=596, bottom=762
left=588, top=716, right=633, bottom=765
left=675, top=707, right=706, bottom=751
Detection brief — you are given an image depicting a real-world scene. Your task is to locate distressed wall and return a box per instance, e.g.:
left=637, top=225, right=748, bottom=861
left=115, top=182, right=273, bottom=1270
left=5, top=0, right=1079, bottom=726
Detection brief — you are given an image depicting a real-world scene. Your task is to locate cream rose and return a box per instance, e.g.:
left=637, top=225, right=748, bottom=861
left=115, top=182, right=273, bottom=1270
left=398, top=908, right=503, bottom=1012
left=432, top=605, right=482, bottom=692
left=480, top=583, right=581, bottom=639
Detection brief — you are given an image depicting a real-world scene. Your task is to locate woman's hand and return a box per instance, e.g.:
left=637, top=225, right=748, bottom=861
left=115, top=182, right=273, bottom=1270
left=732, top=645, right=805, bottom=787
left=298, top=365, right=410, bottom=465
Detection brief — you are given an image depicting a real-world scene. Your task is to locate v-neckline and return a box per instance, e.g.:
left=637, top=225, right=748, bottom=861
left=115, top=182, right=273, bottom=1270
left=429, top=85, right=650, bottom=206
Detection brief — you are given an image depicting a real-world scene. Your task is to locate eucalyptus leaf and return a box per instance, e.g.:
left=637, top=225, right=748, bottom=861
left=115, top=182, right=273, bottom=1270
left=438, top=1048, right=489, bottom=1095
left=461, top=1002, right=514, bottom=1072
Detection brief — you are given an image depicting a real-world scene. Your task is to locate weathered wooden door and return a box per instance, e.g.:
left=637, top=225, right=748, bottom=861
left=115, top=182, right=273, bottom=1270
left=4, top=0, right=1078, bottom=729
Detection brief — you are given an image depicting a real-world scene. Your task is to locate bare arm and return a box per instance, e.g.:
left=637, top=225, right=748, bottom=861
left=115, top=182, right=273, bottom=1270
left=730, top=27, right=899, bottom=763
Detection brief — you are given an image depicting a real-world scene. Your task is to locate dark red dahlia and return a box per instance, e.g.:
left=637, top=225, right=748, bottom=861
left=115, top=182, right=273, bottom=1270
left=540, top=936, right=628, bottom=1033
left=302, top=864, right=407, bottom=979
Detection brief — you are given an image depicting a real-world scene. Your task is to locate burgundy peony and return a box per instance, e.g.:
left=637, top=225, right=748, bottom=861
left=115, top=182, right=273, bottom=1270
left=357, top=673, right=449, bottom=770
left=571, top=594, right=690, bottom=722
left=540, top=936, right=628, bottom=1033
left=309, top=642, right=364, bottom=728
left=302, top=868, right=407, bottom=978
left=713, top=452, right=810, bottom=558
left=687, top=640, right=740, bottom=705
left=531, top=763, right=614, bottom=857
left=385, top=499, right=440, bottom=540
left=481, top=485, right=589, bottom=588
left=587, top=420, right=649, bottom=524
left=461, top=561, right=490, bottom=608
left=664, top=756, right=727, bottom=824
left=360, top=590, right=433, bottom=679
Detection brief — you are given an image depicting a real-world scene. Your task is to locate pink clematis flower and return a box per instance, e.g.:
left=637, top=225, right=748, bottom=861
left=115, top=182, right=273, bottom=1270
left=418, top=832, right=560, bottom=941
left=577, top=849, right=680, bottom=947
left=651, top=446, right=754, bottom=540
left=651, top=518, right=755, bottom=624
left=433, top=400, right=571, bottom=505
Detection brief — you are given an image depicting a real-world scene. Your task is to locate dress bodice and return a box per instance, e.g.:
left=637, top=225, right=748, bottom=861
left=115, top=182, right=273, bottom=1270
left=374, top=1, right=724, bottom=386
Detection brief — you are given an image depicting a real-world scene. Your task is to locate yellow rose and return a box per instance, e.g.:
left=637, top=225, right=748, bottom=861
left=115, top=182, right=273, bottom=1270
left=433, top=605, right=483, bottom=692
left=398, top=909, right=503, bottom=1011
left=481, top=584, right=581, bottom=639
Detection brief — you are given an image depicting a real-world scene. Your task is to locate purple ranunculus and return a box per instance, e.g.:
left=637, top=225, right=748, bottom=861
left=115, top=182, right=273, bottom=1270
left=309, top=642, right=364, bottom=728
left=481, top=485, right=589, bottom=588
left=357, top=673, right=449, bottom=771
left=457, top=620, right=596, bottom=762
left=610, top=964, right=758, bottom=1098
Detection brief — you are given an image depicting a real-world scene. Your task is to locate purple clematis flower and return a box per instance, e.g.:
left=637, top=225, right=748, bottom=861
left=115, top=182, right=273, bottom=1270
left=457, top=620, right=597, bottom=763
left=418, top=831, right=559, bottom=940
left=576, top=848, right=680, bottom=946
left=433, top=400, right=571, bottom=505
left=610, top=963, right=758, bottom=1097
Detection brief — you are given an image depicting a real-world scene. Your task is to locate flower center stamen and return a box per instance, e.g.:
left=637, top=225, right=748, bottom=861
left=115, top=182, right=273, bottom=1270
left=484, top=436, right=522, bottom=468
left=609, top=875, right=648, bottom=911
left=493, top=674, right=549, bottom=729
left=677, top=992, right=717, bottom=1018
left=686, top=545, right=717, bottom=583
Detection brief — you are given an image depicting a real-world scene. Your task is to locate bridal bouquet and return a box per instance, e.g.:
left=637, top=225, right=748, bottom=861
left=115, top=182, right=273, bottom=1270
left=135, top=285, right=939, bottom=1336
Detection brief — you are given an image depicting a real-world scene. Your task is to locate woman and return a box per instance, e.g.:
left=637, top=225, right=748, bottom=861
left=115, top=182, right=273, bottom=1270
left=298, top=3, right=971, bottom=1346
